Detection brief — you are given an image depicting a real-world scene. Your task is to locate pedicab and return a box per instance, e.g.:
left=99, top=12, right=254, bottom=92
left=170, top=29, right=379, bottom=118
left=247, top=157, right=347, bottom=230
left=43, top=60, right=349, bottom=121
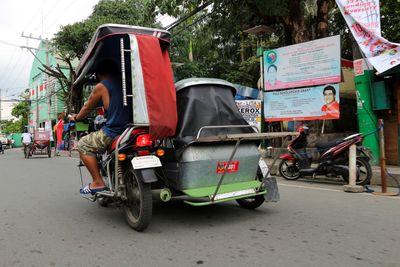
left=27, top=130, right=51, bottom=158
left=73, top=24, right=282, bottom=231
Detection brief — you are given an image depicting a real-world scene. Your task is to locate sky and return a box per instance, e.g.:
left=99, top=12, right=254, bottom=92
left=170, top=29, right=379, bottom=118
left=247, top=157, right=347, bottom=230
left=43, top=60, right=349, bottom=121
left=0, top=0, right=174, bottom=121
left=0, top=0, right=100, bottom=100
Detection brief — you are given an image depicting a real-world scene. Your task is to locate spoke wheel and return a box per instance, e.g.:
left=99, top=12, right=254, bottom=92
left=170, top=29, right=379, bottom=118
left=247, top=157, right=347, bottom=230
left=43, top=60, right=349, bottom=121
left=123, top=167, right=152, bottom=231
left=278, top=159, right=301, bottom=180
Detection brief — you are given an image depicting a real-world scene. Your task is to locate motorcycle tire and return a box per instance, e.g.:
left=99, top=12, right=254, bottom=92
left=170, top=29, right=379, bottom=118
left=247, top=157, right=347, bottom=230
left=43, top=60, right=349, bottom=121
left=342, top=158, right=372, bottom=186
left=123, top=166, right=152, bottom=231
left=47, top=147, right=51, bottom=158
left=278, top=159, right=301, bottom=180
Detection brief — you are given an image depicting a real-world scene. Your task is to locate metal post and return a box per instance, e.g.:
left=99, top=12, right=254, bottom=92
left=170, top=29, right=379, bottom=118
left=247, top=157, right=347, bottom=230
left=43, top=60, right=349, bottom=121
left=36, top=85, right=39, bottom=129
left=378, top=119, right=387, bottom=192
left=373, top=119, right=397, bottom=196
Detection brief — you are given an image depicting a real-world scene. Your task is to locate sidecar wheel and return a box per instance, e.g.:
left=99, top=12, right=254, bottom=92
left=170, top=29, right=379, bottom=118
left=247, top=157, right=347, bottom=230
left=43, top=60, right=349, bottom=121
left=236, top=195, right=265, bottom=209
left=123, top=167, right=152, bottom=231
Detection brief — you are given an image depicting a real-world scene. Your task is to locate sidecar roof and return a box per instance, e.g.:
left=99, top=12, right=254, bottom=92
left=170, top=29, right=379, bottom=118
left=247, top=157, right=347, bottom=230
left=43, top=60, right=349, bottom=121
left=72, top=24, right=177, bottom=140
left=74, top=24, right=171, bottom=84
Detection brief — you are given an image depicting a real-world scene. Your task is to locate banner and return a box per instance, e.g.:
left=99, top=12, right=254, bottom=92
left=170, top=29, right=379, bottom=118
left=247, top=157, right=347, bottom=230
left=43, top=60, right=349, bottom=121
left=336, top=0, right=400, bottom=74
left=236, top=100, right=262, bottom=131
left=263, top=35, right=341, bottom=91
left=264, top=84, right=340, bottom=121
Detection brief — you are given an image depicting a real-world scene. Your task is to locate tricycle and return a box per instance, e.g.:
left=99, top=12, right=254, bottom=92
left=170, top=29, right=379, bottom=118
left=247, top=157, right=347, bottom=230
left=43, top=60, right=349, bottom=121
left=72, top=24, right=282, bottom=231
left=26, top=130, right=51, bottom=158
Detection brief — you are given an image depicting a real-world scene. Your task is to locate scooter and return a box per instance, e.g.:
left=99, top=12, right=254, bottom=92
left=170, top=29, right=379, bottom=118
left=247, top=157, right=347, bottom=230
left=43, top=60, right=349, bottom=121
left=278, top=126, right=372, bottom=185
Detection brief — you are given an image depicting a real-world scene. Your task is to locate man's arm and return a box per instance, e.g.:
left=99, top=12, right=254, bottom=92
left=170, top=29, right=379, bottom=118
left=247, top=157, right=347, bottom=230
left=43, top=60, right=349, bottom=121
left=73, top=84, right=107, bottom=121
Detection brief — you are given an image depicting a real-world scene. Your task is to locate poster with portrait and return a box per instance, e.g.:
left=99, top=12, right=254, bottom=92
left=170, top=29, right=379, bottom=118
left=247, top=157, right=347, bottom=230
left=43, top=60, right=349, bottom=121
left=264, top=84, right=340, bottom=121
left=263, top=35, right=341, bottom=91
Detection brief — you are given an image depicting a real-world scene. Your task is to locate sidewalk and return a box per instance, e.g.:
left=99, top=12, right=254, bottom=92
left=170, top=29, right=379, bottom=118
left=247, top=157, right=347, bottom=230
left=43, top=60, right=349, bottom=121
left=262, top=153, right=400, bottom=187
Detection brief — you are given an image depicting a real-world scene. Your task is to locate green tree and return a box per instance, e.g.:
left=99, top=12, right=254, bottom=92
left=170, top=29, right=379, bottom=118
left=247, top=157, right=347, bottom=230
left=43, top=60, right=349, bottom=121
left=2, top=89, right=31, bottom=133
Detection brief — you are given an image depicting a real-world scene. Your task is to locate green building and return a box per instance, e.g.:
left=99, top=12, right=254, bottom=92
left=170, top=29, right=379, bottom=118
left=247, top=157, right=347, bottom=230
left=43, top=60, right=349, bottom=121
left=28, top=41, right=74, bottom=128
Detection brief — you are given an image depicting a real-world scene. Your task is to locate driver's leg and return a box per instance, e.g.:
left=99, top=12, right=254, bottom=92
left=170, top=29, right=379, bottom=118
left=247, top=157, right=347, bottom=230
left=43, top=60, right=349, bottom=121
left=77, top=129, right=113, bottom=190
left=79, top=153, right=105, bottom=188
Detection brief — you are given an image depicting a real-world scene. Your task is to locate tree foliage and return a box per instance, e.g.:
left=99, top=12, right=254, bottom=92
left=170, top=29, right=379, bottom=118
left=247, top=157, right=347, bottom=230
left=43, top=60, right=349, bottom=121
left=0, top=90, right=31, bottom=133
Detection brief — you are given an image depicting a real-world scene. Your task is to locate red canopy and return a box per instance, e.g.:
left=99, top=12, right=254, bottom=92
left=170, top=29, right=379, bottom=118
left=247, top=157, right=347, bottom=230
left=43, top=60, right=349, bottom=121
left=136, top=35, right=177, bottom=139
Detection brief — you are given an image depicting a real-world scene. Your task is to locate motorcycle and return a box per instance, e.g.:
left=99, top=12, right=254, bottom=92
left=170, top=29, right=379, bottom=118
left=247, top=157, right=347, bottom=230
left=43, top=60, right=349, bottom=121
left=72, top=24, right=284, bottom=231
left=278, top=126, right=372, bottom=185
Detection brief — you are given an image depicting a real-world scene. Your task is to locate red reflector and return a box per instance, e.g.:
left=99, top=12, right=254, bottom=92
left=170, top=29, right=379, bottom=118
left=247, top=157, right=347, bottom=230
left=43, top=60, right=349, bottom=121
left=136, top=134, right=152, bottom=147
left=137, top=150, right=150, bottom=156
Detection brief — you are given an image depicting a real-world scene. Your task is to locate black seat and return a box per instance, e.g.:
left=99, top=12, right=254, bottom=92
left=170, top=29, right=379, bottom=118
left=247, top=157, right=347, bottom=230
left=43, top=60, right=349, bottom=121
left=316, top=137, right=345, bottom=154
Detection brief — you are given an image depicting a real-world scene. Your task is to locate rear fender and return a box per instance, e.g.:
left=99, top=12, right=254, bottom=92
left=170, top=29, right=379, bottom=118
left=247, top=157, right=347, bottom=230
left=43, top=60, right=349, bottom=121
left=134, top=168, right=158, bottom=183
left=280, top=154, right=295, bottom=160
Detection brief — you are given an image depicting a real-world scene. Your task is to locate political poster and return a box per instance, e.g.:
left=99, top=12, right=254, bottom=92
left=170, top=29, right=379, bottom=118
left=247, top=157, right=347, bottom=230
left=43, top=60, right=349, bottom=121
left=236, top=100, right=262, bottom=131
left=264, top=84, right=340, bottom=121
left=263, top=35, right=341, bottom=91
left=335, top=0, right=400, bottom=74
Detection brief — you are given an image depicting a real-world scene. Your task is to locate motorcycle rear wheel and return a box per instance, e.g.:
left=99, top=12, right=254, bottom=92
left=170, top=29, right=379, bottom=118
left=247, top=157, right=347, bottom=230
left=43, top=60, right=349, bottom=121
left=342, top=158, right=372, bottom=186
left=278, top=159, right=301, bottom=180
left=123, top=166, right=152, bottom=231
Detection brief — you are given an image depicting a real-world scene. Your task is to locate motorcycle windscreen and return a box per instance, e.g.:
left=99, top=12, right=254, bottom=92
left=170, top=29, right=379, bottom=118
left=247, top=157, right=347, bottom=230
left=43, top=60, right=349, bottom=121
left=129, top=34, right=177, bottom=140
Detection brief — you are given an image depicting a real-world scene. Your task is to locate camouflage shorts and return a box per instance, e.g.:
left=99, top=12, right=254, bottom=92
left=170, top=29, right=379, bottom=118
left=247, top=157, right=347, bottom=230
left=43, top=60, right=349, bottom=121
left=77, top=129, right=113, bottom=156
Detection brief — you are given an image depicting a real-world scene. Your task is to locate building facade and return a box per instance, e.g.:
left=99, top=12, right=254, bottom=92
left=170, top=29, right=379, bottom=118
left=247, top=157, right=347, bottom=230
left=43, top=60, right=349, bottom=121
left=28, top=41, right=72, bottom=128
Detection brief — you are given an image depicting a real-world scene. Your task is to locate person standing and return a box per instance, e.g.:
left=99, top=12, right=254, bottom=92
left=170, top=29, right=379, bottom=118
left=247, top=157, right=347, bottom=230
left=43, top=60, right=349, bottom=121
left=21, top=128, right=32, bottom=158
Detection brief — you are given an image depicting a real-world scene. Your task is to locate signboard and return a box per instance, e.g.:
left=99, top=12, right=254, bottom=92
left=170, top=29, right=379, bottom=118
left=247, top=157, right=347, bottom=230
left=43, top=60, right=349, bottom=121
left=264, top=84, right=340, bottom=121
left=336, top=0, right=400, bottom=74
left=263, top=35, right=341, bottom=91
left=236, top=100, right=262, bottom=131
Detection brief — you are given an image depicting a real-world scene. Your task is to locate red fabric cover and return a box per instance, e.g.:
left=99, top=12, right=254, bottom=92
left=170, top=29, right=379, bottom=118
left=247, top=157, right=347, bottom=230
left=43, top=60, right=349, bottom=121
left=55, top=119, right=64, bottom=148
left=136, top=35, right=177, bottom=140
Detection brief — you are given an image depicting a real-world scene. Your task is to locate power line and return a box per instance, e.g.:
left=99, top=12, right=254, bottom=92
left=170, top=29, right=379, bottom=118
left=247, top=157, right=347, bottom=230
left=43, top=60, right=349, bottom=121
left=165, top=1, right=212, bottom=31
left=23, top=0, right=49, bottom=33
left=0, top=39, right=22, bottom=48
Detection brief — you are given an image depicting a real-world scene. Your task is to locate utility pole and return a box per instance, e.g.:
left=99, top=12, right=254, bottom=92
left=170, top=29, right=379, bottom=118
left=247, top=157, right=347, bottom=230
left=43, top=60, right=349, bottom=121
left=21, top=33, right=50, bottom=129
left=0, top=88, right=2, bottom=132
left=0, top=88, right=2, bottom=122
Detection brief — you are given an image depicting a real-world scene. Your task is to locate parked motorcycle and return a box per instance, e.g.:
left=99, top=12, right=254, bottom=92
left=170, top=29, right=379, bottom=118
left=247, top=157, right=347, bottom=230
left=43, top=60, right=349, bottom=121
left=278, top=126, right=372, bottom=185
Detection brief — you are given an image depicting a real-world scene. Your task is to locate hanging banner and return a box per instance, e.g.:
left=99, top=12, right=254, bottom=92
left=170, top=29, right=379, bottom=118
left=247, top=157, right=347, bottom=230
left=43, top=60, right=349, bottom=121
left=45, top=120, right=54, bottom=141
left=264, top=84, right=340, bottom=121
left=236, top=100, right=262, bottom=131
left=263, top=35, right=341, bottom=91
left=335, top=0, right=400, bottom=74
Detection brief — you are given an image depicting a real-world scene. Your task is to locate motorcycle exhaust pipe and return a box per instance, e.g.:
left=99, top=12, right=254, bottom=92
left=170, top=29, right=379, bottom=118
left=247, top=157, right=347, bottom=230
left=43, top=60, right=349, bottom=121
left=160, top=188, right=172, bottom=202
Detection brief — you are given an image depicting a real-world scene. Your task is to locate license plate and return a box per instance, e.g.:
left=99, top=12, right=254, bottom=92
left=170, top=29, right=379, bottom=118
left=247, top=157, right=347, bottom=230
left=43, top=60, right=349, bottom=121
left=131, top=155, right=161, bottom=169
left=216, top=160, right=239, bottom=174
left=212, top=188, right=255, bottom=201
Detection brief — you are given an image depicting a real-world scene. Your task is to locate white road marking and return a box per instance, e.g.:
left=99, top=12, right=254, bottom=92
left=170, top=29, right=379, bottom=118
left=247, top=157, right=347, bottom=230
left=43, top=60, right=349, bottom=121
left=278, top=182, right=400, bottom=199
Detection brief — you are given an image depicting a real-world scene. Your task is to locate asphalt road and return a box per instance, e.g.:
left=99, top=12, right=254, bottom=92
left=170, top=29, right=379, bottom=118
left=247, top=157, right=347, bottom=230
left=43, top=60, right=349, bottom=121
left=1, top=148, right=399, bottom=267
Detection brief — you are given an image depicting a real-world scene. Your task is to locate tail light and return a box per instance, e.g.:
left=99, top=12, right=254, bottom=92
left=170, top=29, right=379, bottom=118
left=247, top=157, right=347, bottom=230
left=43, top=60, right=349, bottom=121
left=136, top=134, right=153, bottom=147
